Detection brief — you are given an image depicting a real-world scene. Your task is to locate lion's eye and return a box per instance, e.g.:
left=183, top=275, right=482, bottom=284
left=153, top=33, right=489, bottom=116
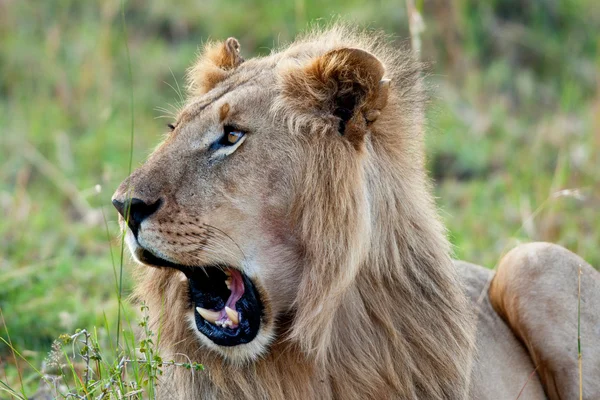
left=226, top=131, right=244, bottom=145
left=220, top=126, right=246, bottom=146
left=209, top=125, right=247, bottom=154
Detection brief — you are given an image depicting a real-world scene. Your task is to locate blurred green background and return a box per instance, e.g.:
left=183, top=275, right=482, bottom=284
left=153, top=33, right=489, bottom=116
left=1, top=0, right=598, bottom=393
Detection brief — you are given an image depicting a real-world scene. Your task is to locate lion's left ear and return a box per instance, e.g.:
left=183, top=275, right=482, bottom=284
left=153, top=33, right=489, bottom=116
left=280, top=47, right=390, bottom=144
left=187, top=37, right=244, bottom=96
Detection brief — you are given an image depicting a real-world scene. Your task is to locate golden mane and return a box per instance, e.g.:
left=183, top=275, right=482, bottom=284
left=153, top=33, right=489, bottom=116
left=131, top=25, right=476, bottom=399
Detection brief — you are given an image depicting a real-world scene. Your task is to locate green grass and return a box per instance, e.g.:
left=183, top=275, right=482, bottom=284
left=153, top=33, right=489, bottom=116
left=1, top=0, right=598, bottom=396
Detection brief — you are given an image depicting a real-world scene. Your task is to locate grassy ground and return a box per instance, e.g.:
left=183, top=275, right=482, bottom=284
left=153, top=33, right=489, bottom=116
left=1, top=0, right=598, bottom=396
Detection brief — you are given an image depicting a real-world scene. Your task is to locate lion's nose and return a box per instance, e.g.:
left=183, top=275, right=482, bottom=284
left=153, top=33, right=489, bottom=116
left=112, top=197, right=162, bottom=237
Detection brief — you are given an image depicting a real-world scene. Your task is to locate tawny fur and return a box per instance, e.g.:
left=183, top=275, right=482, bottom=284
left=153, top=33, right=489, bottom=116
left=113, top=24, right=600, bottom=400
left=121, top=25, right=478, bottom=399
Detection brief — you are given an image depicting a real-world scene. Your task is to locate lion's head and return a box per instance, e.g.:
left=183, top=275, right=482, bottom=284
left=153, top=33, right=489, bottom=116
left=112, top=26, right=475, bottom=398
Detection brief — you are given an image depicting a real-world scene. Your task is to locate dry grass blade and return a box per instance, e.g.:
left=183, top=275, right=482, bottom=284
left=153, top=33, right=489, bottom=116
left=405, top=0, right=425, bottom=57
left=515, top=366, right=539, bottom=400
left=0, top=309, right=25, bottom=399
left=578, top=265, right=582, bottom=400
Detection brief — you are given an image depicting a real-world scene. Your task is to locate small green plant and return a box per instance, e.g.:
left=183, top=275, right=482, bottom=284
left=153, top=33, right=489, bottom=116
left=1, top=304, right=203, bottom=399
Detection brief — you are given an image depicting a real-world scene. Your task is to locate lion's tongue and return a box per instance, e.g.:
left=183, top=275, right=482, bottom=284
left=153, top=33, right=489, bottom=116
left=196, top=268, right=244, bottom=328
left=225, top=268, right=244, bottom=308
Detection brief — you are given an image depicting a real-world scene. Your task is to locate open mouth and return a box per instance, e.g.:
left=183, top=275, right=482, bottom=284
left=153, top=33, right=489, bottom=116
left=136, top=247, right=263, bottom=346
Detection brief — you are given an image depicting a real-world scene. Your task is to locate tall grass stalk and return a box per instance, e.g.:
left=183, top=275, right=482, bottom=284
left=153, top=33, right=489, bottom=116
left=578, top=265, right=582, bottom=400
left=116, top=0, right=136, bottom=350
left=0, top=310, right=26, bottom=399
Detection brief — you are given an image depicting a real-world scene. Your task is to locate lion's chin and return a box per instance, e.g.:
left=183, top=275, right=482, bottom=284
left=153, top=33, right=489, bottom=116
left=186, top=313, right=275, bottom=364
left=126, top=233, right=273, bottom=363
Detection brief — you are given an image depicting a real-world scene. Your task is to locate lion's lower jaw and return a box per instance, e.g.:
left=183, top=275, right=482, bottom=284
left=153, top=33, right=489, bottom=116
left=185, top=313, right=275, bottom=365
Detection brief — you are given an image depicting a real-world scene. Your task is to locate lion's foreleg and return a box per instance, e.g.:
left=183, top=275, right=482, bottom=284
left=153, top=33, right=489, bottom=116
left=489, top=242, right=600, bottom=400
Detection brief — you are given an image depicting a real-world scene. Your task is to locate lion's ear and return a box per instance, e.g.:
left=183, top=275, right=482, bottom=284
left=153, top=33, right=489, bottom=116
left=281, top=47, right=390, bottom=142
left=187, top=37, right=244, bottom=96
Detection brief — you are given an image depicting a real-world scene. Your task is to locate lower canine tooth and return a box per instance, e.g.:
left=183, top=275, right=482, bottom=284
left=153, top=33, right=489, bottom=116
left=224, top=306, right=239, bottom=324
left=196, top=307, right=220, bottom=323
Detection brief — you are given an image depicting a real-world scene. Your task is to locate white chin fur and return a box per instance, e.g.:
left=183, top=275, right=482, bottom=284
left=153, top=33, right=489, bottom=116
left=186, top=312, right=274, bottom=365
left=125, top=230, right=143, bottom=262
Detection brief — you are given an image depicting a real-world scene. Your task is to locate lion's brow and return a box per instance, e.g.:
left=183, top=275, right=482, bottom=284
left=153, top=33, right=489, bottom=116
left=180, top=90, right=230, bottom=122
left=181, top=73, right=263, bottom=123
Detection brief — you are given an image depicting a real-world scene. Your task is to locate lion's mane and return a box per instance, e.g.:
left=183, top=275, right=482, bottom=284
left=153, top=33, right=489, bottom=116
left=135, top=25, right=476, bottom=399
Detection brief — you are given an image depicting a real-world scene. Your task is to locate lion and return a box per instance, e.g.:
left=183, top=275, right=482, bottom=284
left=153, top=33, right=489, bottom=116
left=112, top=26, right=600, bottom=399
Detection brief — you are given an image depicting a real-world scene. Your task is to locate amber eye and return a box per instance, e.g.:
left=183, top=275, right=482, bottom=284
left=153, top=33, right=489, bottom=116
left=226, top=130, right=244, bottom=145
left=210, top=125, right=247, bottom=151
left=218, top=125, right=245, bottom=147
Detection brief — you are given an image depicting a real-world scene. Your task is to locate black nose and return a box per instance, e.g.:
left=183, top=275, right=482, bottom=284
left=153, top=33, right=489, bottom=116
left=112, top=197, right=162, bottom=237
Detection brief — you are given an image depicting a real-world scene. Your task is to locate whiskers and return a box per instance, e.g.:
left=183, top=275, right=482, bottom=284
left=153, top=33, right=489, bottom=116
left=204, top=223, right=248, bottom=265
left=154, top=103, right=180, bottom=121
left=171, top=220, right=248, bottom=271
left=155, top=69, right=186, bottom=121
